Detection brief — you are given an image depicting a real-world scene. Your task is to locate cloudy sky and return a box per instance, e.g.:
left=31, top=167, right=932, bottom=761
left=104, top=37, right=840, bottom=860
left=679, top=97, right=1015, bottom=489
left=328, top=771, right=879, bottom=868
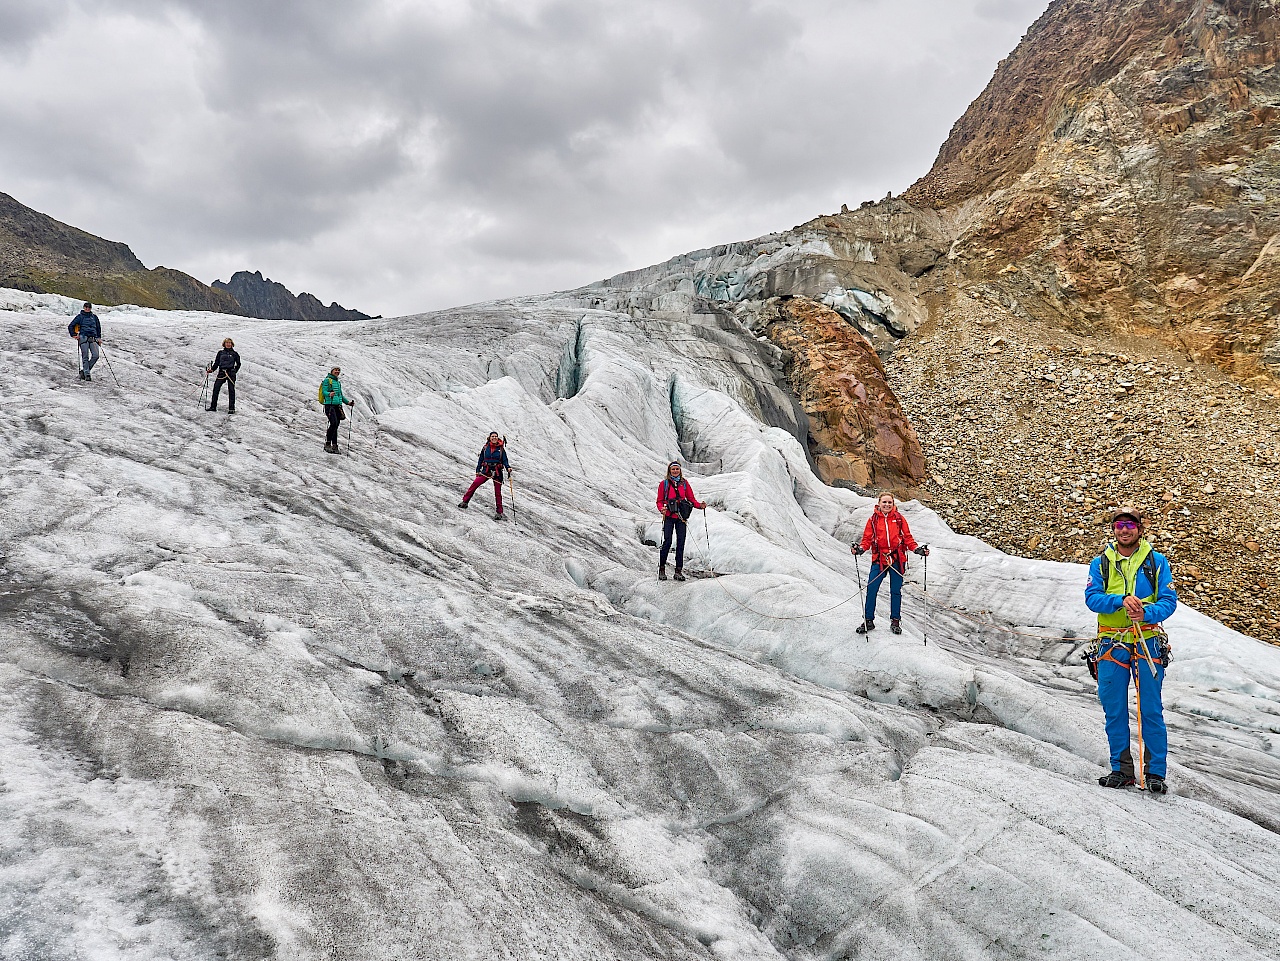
left=0, top=0, right=1048, bottom=317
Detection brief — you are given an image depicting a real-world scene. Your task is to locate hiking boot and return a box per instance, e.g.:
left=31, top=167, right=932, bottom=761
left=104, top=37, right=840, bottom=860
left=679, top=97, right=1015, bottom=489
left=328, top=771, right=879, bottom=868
left=227, top=407, right=236, bottom=414
left=324, top=443, right=340, bottom=455
left=85, top=373, right=92, bottom=381
left=1147, top=776, right=1168, bottom=795
left=458, top=499, right=470, bottom=509
left=890, top=619, right=902, bottom=635
left=494, top=512, right=506, bottom=521
left=658, top=564, right=667, bottom=581
left=78, top=371, right=87, bottom=381
left=1098, top=771, right=1135, bottom=789
left=673, top=569, right=686, bottom=582
left=207, top=405, right=217, bottom=411
left=855, top=620, right=875, bottom=635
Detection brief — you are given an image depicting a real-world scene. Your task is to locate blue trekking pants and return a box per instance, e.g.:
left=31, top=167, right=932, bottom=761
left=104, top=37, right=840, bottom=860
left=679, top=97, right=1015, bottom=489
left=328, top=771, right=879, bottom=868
left=78, top=335, right=100, bottom=372
left=1097, top=641, right=1167, bottom=778
left=864, top=561, right=903, bottom=621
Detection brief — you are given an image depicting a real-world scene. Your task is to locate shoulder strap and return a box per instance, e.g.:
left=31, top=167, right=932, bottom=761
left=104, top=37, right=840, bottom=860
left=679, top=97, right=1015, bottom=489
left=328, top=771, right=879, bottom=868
left=1142, top=552, right=1161, bottom=601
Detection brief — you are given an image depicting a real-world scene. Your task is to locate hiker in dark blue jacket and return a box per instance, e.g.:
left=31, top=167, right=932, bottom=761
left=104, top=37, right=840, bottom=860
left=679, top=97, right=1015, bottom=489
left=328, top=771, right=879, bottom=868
left=206, top=338, right=241, bottom=412
left=68, top=303, right=102, bottom=381
left=459, top=432, right=512, bottom=519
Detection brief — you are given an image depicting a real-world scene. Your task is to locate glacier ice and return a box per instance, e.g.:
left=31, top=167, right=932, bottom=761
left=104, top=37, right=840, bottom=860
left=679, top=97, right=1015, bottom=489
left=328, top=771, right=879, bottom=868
left=1, top=283, right=1279, bottom=960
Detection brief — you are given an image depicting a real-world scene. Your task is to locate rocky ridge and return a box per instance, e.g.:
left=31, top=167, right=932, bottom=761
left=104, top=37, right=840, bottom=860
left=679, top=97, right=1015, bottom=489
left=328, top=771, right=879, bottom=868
left=903, top=0, right=1280, bottom=381
left=0, top=191, right=241, bottom=314
left=213, top=270, right=371, bottom=322
left=1, top=191, right=371, bottom=320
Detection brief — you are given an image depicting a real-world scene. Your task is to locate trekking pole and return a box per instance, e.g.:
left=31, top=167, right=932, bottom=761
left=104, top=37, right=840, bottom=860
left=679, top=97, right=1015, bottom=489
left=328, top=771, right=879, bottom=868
left=853, top=555, right=867, bottom=640
left=923, top=549, right=929, bottom=647
left=75, top=339, right=83, bottom=378
left=345, top=404, right=355, bottom=456
left=99, top=344, right=121, bottom=387
left=507, top=470, right=517, bottom=520
left=703, top=508, right=713, bottom=574
left=199, top=368, right=210, bottom=408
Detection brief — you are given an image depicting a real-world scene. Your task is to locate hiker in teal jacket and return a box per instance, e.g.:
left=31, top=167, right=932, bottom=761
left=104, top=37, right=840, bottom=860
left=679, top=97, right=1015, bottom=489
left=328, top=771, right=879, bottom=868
left=320, top=367, right=354, bottom=453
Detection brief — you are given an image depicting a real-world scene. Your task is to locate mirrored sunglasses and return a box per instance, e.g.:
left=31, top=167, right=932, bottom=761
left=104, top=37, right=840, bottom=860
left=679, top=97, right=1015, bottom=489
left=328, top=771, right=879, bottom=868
left=1113, top=520, right=1139, bottom=531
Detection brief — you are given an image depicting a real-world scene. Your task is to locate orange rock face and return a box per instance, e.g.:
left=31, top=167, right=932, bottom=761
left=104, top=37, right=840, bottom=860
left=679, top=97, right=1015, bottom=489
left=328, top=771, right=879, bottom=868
left=762, top=297, right=926, bottom=490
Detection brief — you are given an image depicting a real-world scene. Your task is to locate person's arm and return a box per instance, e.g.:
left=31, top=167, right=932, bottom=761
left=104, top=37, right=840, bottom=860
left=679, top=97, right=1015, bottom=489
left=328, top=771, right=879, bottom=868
left=1144, top=555, right=1179, bottom=624
left=501, top=449, right=510, bottom=470
left=852, top=518, right=872, bottom=555
left=476, top=450, right=486, bottom=474
left=656, top=483, right=667, bottom=515
left=686, top=482, right=705, bottom=510
left=94, top=315, right=102, bottom=341
left=68, top=319, right=78, bottom=337
left=232, top=351, right=241, bottom=373
left=1085, top=557, right=1124, bottom=615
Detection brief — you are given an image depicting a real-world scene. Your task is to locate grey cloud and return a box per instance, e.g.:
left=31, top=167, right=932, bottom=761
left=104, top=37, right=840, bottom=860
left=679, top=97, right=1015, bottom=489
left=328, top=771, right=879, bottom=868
left=0, top=0, right=1051, bottom=315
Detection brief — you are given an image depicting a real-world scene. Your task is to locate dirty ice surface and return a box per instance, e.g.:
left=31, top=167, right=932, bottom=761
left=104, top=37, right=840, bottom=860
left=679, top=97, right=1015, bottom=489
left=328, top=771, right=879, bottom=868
left=2, top=283, right=1279, bottom=961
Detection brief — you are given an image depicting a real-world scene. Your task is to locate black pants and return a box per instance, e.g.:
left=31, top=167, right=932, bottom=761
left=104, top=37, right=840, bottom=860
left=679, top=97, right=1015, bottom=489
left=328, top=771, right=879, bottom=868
left=210, top=371, right=236, bottom=409
left=660, top=515, right=687, bottom=569
left=325, top=404, right=343, bottom=445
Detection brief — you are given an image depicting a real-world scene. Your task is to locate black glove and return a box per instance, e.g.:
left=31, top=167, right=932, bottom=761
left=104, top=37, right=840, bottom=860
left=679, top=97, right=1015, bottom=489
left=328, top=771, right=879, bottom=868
left=914, top=546, right=930, bottom=557
left=345, top=399, right=355, bottom=406
left=852, top=546, right=866, bottom=556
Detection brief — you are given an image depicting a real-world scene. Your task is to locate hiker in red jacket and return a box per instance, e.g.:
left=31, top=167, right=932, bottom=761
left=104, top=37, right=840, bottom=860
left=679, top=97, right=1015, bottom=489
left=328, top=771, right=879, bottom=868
left=656, top=462, right=705, bottom=582
left=852, top=492, right=929, bottom=635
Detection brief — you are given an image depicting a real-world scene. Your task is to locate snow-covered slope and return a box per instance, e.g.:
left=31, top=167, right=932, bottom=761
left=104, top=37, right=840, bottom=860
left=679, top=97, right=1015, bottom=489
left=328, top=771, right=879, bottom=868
left=2, top=285, right=1279, bottom=961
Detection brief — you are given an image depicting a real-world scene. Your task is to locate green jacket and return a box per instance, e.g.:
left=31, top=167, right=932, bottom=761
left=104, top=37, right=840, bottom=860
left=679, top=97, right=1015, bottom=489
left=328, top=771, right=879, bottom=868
left=320, top=374, right=348, bottom=405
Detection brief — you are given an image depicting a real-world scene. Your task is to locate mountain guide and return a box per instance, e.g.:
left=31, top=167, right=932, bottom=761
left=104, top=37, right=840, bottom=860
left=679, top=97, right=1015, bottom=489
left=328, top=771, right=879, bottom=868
left=206, top=338, right=241, bottom=413
left=1085, top=506, right=1178, bottom=794
left=68, top=302, right=101, bottom=381
left=656, top=462, right=705, bottom=581
left=852, top=492, right=928, bottom=635
left=319, top=367, right=354, bottom=454
left=459, top=432, right=512, bottom=520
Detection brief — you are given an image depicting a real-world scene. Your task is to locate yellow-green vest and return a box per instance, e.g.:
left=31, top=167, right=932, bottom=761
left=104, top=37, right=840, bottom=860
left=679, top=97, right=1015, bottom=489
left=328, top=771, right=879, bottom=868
left=1097, top=540, right=1161, bottom=638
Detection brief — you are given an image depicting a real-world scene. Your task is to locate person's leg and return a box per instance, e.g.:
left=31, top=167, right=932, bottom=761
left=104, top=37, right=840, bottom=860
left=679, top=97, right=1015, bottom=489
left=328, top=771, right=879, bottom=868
left=226, top=375, right=236, bottom=410
left=79, top=337, right=92, bottom=373
left=888, top=563, right=904, bottom=620
left=674, top=520, right=688, bottom=569
left=660, top=516, right=676, bottom=567
left=493, top=477, right=503, bottom=513
left=461, top=474, right=487, bottom=504
left=85, top=340, right=100, bottom=372
left=1096, top=651, right=1133, bottom=776
left=210, top=375, right=224, bottom=409
left=864, top=562, right=883, bottom=622
left=1136, top=653, right=1167, bottom=778
left=325, top=406, right=341, bottom=446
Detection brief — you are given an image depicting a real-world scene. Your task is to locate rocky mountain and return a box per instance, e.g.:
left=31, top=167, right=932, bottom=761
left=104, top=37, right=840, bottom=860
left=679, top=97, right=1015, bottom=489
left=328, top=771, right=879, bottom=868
left=0, top=191, right=241, bottom=314
left=585, top=0, right=1279, bottom=644
left=213, top=270, right=371, bottom=321
left=901, top=0, right=1280, bottom=379
left=0, top=191, right=371, bottom=320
